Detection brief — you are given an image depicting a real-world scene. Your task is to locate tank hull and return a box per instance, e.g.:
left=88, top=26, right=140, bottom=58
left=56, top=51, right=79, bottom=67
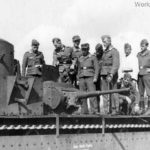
left=0, top=132, right=149, bottom=150
left=0, top=115, right=149, bottom=150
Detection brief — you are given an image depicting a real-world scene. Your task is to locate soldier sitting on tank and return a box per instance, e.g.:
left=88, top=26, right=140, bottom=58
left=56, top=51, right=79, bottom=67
left=117, top=73, right=138, bottom=115
left=22, top=39, right=45, bottom=77
left=52, top=38, right=74, bottom=84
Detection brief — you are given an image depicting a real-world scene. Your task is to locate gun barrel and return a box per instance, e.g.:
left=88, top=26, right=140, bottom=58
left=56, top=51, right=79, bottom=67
left=76, top=88, right=130, bottom=99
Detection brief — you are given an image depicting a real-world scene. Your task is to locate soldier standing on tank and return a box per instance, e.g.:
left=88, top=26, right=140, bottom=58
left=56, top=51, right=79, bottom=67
left=94, top=43, right=103, bottom=112
left=77, top=43, right=99, bottom=114
left=101, top=35, right=120, bottom=115
left=22, top=39, right=45, bottom=77
left=52, top=38, right=74, bottom=83
left=70, top=35, right=82, bottom=87
left=137, top=39, right=150, bottom=115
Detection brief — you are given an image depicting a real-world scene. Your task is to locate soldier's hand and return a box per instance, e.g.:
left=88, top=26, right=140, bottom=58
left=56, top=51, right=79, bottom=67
left=56, top=53, right=61, bottom=58
left=70, top=64, right=75, bottom=70
left=35, top=64, right=42, bottom=68
left=93, top=78, right=97, bottom=83
left=107, top=74, right=113, bottom=83
left=77, top=80, right=79, bottom=85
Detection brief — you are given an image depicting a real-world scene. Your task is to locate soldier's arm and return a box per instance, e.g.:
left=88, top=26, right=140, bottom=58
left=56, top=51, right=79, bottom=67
left=52, top=51, right=59, bottom=66
left=22, top=53, right=28, bottom=77
left=76, top=58, right=80, bottom=81
left=17, top=60, right=21, bottom=77
left=41, top=52, right=45, bottom=65
left=110, top=49, right=120, bottom=75
left=93, top=56, right=100, bottom=81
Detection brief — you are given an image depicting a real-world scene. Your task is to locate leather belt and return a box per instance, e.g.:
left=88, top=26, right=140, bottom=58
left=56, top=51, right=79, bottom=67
left=81, top=66, right=93, bottom=70
left=103, top=63, right=112, bottom=66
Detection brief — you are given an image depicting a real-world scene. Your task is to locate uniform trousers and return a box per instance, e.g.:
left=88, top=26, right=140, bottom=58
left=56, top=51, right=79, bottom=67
left=79, top=76, right=98, bottom=114
left=138, top=74, right=150, bottom=98
left=101, top=73, right=118, bottom=113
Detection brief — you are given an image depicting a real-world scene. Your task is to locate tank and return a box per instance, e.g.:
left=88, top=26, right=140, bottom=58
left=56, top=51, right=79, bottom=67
left=0, top=39, right=14, bottom=113
left=1, top=39, right=150, bottom=150
left=43, top=80, right=130, bottom=114
left=0, top=39, right=14, bottom=76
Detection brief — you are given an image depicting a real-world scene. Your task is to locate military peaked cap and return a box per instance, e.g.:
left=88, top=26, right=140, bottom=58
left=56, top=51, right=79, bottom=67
left=32, top=39, right=39, bottom=46
left=124, top=43, right=131, bottom=49
left=140, top=39, right=149, bottom=46
left=101, top=35, right=111, bottom=41
left=81, top=43, right=89, bottom=49
left=95, top=43, right=103, bottom=51
left=72, top=35, right=81, bottom=41
left=52, top=38, right=61, bottom=43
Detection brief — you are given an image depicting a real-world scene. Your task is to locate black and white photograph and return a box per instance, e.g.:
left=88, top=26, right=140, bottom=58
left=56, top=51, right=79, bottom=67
left=0, top=0, right=150, bottom=149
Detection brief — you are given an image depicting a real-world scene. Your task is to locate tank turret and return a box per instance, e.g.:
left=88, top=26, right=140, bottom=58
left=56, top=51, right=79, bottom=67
left=43, top=81, right=130, bottom=114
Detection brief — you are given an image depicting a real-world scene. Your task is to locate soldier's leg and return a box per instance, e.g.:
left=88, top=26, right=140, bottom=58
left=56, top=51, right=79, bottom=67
left=111, top=73, right=119, bottom=114
left=86, top=77, right=98, bottom=114
left=95, top=75, right=101, bottom=112
left=58, top=72, right=64, bottom=83
left=79, top=77, right=89, bottom=114
left=101, top=75, right=109, bottom=113
left=138, top=75, right=145, bottom=113
left=143, top=75, right=150, bottom=111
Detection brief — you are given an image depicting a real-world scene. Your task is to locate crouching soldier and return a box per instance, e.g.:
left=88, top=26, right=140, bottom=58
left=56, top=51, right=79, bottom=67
left=77, top=43, right=99, bottom=114
left=117, top=73, right=139, bottom=115
left=22, top=39, right=45, bottom=77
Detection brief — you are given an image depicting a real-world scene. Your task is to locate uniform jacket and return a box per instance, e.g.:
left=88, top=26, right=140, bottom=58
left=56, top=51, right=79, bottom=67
left=101, top=45, right=120, bottom=75
left=53, top=46, right=73, bottom=66
left=137, top=50, right=150, bottom=75
left=13, top=59, right=21, bottom=76
left=22, top=50, right=45, bottom=76
left=77, top=53, right=99, bottom=80
left=93, top=53, right=103, bottom=73
left=72, top=46, right=82, bottom=65
left=119, top=53, right=138, bottom=80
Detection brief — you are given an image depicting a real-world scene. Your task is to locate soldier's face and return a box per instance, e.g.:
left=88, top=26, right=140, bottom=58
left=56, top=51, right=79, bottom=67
left=124, top=48, right=131, bottom=56
left=102, top=38, right=111, bottom=49
left=32, top=45, right=39, bottom=52
left=141, top=44, right=148, bottom=51
left=73, top=40, right=80, bottom=47
left=53, top=41, right=62, bottom=49
left=82, top=49, right=88, bottom=56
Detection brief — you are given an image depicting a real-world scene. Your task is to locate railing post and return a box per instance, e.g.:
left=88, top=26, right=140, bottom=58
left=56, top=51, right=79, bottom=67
left=102, top=117, right=105, bottom=136
left=56, top=114, right=60, bottom=137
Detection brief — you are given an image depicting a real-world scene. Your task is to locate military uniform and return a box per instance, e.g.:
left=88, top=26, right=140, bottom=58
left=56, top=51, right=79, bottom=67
left=53, top=46, right=73, bottom=83
left=13, top=59, right=21, bottom=76
left=100, top=45, right=120, bottom=113
left=70, top=47, right=82, bottom=86
left=22, top=51, right=45, bottom=77
left=137, top=49, right=150, bottom=107
left=117, top=73, right=139, bottom=115
left=77, top=44, right=99, bottom=114
left=69, top=35, right=82, bottom=86
left=22, top=39, right=45, bottom=77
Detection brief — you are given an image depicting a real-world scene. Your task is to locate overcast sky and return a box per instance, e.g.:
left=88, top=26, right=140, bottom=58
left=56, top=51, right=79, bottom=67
left=0, top=0, right=150, bottom=65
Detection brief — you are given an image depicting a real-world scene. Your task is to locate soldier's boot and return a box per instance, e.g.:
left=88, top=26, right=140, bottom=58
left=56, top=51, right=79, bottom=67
left=143, top=98, right=150, bottom=115
left=137, top=101, right=145, bottom=115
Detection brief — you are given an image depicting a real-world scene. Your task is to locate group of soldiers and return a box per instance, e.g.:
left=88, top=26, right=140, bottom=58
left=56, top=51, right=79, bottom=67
left=21, top=35, right=150, bottom=116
